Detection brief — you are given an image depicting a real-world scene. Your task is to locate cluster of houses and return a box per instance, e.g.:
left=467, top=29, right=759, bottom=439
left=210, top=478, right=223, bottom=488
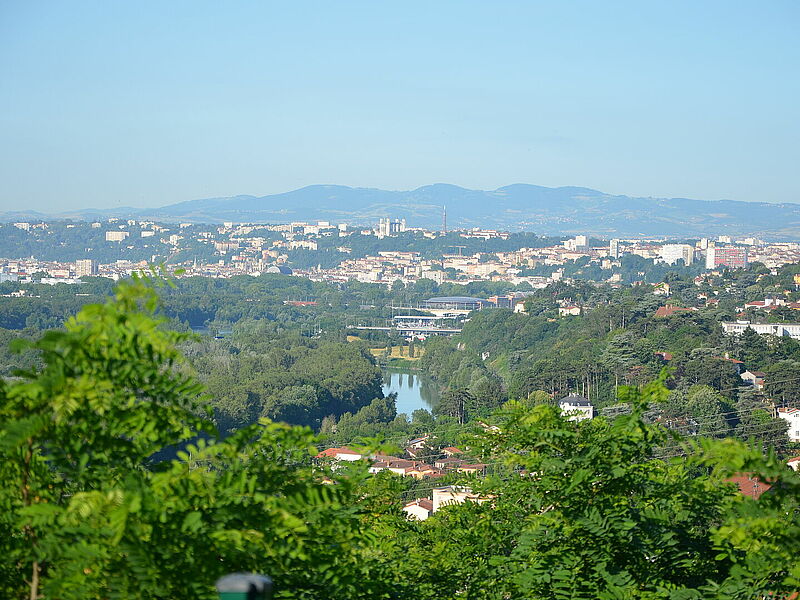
left=316, top=396, right=601, bottom=520
left=316, top=395, right=800, bottom=521
left=315, top=440, right=492, bottom=521
left=316, top=437, right=488, bottom=480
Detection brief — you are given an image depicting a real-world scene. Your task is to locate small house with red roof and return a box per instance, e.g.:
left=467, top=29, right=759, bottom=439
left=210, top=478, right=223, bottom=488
left=725, top=474, right=773, bottom=500
left=315, top=447, right=363, bottom=461
left=654, top=304, right=698, bottom=318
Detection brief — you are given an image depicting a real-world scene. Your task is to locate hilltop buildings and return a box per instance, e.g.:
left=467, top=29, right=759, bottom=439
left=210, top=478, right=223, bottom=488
left=4, top=217, right=800, bottom=293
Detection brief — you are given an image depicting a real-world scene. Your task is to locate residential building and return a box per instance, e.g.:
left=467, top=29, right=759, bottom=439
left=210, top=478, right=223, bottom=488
left=706, top=246, right=748, bottom=269
left=457, top=463, right=488, bottom=475
left=725, top=474, right=772, bottom=499
left=740, top=370, right=766, bottom=390
left=609, top=238, right=620, bottom=259
left=654, top=305, right=698, bottom=318
left=721, top=321, right=800, bottom=341
left=777, top=407, right=800, bottom=442
left=402, top=498, right=434, bottom=520
left=105, top=231, right=130, bottom=242
left=315, top=447, right=363, bottom=462
left=75, top=259, right=97, bottom=277
left=434, top=457, right=465, bottom=470
left=432, top=486, right=482, bottom=511
left=558, top=394, right=594, bottom=421
left=659, top=244, right=694, bottom=266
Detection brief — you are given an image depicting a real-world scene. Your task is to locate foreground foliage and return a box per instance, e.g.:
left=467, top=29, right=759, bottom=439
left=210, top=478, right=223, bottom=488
left=1, top=279, right=799, bottom=599
left=0, top=278, right=390, bottom=599
left=388, top=379, right=800, bottom=599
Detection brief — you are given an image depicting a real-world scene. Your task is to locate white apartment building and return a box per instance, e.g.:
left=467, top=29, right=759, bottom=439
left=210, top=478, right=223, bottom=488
left=105, top=231, right=130, bottom=242
left=777, top=408, right=800, bottom=442
left=659, top=244, right=694, bottom=266
left=721, top=321, right=800, bottom=340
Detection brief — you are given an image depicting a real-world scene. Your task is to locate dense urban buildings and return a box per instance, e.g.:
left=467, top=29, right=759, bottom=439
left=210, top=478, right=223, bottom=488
left=2, top=217, right=797, bottom=290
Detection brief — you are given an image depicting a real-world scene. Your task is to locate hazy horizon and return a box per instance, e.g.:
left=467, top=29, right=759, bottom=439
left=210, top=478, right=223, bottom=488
left=1, top=1, right=798, bottom=213
left=6, top=181, right=800, bottom=218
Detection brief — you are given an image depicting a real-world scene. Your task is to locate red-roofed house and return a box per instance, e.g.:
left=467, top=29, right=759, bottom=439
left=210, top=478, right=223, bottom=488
left=443, top=446, right=463, bottom=457
left=654, top=305, right=698, bottom=318
left=315, top=447, right=363, bottom=461
left=740, top=370, right=766, bottom=390
left=725, top=474, right=773, bottom=500
left=457, top=463, right=488, bottom=475
left=403, top=498, right=434, bottom=520
left=406, top=463, right=445, bottom=479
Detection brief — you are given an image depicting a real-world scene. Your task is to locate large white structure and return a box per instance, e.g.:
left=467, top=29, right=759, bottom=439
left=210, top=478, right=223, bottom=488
left=564, top=235, right=589, bottom=252
left=377, top=218, right=406, bottom=238
left=659, top=244, right=694, bottom=266
left=721, top=321, right=800, bottom=340
left=105, top=231, right=129, bottom=242
left=558, top=395, right=594, bottom=421
left=778, top=408, right=800, bottom=443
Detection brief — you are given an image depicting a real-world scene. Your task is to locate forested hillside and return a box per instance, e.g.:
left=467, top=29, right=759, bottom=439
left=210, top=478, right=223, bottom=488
left=420, top=265, right=800, bottom=454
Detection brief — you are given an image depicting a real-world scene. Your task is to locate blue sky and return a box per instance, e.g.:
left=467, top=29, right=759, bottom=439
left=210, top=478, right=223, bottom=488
left=0, top=1, right=798, bottom=212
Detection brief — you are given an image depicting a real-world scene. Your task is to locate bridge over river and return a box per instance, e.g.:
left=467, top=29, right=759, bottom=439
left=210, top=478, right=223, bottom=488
left=348, top=314, right=463, bottom=338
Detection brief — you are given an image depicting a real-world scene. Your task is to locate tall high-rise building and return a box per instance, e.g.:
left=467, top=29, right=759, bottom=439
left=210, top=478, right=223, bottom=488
left=706, top=246, right=748, bottom=270
left=75, top=259, right=97, bottom=277
left=609, top=239, right=620, bottom=259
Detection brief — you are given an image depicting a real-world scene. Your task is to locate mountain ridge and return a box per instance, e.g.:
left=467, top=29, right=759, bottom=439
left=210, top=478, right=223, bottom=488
left=3, top=184, right=800, bottom=239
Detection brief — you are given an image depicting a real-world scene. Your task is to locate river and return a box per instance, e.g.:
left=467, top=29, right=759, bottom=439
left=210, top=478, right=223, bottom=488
left=382, top=369, right=440, bottom=416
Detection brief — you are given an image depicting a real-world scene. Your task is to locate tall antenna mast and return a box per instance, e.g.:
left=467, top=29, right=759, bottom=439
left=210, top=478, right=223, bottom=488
left=442, top=205, right=447, bottom=233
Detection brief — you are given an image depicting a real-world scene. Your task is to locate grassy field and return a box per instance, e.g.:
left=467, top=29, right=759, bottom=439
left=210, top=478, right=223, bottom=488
left=369, top=345, right=424, bottom=361
left=346, top=335, right=425, bottom=361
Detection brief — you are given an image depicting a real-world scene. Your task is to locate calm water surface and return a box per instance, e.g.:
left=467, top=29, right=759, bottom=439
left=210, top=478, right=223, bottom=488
left=382, top=369, right=440, bottom=416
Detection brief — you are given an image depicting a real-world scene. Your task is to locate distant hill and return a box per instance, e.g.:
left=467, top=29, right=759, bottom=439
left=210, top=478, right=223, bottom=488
left=4, top=184, right=800, bottom=239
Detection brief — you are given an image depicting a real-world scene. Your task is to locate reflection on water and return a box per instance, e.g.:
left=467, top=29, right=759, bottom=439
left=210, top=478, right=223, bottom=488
left=382, top=369, right=440, bottom=416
